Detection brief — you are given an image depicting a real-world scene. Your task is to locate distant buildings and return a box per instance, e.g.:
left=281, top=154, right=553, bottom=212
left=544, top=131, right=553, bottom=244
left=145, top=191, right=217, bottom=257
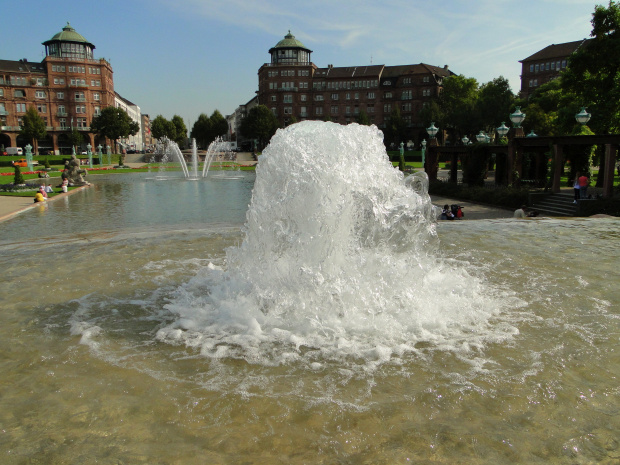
left=0, top=22, right=148, bottom=154
left=519, top=39, right=591, bottom=100
left=227, top=31, right=455, bottom=146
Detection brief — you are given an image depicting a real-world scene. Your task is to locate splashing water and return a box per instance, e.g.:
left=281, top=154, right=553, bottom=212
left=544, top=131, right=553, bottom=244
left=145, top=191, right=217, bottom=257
left=157, top=121, right=517, bottom=369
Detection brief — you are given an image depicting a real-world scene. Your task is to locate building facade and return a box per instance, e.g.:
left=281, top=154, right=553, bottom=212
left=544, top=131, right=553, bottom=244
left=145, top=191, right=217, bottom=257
left=114, top=92, right=143, bottom=152
left=0, top=22, right=117, bottom=154
left=256, top=31, right=454, bottom=144
left=519, top=39, right=591, bottom=100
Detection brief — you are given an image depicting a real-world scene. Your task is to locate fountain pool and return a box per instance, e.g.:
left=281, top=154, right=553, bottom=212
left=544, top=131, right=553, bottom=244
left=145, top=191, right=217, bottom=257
left=0, top=121, right=618, bottom=464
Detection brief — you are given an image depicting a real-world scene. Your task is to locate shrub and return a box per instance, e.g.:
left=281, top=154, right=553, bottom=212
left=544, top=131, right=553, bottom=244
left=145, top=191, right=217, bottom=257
left=13, top=165, right=24, bottom=185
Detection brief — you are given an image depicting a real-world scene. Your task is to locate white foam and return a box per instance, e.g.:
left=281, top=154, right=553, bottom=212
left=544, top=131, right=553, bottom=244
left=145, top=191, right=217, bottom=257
left=157, top=122, right=517, bottom=369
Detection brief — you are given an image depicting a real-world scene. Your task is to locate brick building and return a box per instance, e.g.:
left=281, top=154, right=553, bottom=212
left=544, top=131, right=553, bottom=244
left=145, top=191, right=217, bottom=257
left=0, top=22, right=117, bottom=154
left=519, top=39, right=591, bottom=100
left=256, top=31, right=454, bottom=144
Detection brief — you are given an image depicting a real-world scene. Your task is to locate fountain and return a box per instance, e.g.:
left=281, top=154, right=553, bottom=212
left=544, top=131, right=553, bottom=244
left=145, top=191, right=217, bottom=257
left=0, top=121, right=618, bottom=463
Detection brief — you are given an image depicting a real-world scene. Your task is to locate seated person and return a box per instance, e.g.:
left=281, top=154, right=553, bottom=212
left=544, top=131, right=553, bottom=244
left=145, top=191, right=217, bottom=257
left=34, top=192, right=45, bottom=203
left=44, top=184, right=53, bottom=194
left=513, top=205, right=527, bottom=218
left=442, top=204, right=455, bottom=220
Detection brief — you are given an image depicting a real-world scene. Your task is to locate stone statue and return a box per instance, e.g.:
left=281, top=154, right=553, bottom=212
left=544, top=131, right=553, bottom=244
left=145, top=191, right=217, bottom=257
left=63, top=154, right=89, bottom=186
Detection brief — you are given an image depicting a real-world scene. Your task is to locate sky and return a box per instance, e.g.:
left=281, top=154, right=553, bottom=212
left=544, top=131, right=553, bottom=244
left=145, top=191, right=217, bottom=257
left=3, top=0, right=601, bottom=130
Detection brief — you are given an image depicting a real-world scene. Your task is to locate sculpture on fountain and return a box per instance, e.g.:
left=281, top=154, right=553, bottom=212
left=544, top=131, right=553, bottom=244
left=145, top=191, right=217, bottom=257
left=62, top=154, right=90, bottom=186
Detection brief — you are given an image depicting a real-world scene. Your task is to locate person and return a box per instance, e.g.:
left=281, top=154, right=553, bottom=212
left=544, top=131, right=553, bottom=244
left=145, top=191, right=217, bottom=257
left=573, top=171, right=581, bottom=204
left=442, top=204, right=455, bottom=220
left=45, top=184, right=53, bottom=194
left=39, top=185, right=48, bottom=199
left=34, top=191, right=45, bottom=203
left=61, top=178, right=68, bottom=193
left=578, top=173, right=589, bottom=199
left=514, top=205, right=527, bottom=218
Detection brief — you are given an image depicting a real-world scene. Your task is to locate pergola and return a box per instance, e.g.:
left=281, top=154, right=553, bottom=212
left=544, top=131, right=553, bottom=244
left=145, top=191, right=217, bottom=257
left=426, top=134, right=620, bottom=198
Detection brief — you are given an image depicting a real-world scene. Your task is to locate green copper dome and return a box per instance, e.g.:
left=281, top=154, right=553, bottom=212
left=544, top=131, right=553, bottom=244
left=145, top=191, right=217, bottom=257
left=43, top=22, right=94, bottom=47
left=273, top=31, right=309, bottom=50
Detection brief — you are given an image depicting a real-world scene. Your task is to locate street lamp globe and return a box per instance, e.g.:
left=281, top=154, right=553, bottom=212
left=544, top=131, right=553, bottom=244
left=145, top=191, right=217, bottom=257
left=497, top=122, right=509, bottom=139
left=426, top=122, right=438, bottom=139
left=575, top=107, right=591, bottom=125
left=526, top=130, right=538, bottom=137
left=509, top=107, right=526, bottom=128
left=476, top=131, right=486, bottom=143
left=462, top=135, right=469, bottom=145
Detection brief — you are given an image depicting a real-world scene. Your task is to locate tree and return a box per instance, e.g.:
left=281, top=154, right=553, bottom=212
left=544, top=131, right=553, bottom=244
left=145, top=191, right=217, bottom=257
left=209, top=110, right=228, bottom=142
left=13, top=165, right=24, bottom=185
left=20, top=106, right=47, bottom=155
left=384, top=107, right=407, bottom=148
left=562, top=0, right=620, bottom=134
left=151, top=115, right=177, bottom=142
left=239, top=105, right=279, bottom=150
left=68, top=129, right=84, bottom=153
left=190, top=113, right=211, bottom=149
left=90, top=107, right=140, bottom=152
left=476, top=77, right=515, bottom=133
left=171, top=115, right=187, bottom=146
left=437, top=74, right=480, bottom=142
left=356, top=109, right=371, bottom=125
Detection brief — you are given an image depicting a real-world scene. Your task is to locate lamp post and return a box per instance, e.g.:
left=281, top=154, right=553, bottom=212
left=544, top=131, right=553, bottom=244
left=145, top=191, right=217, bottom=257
left=575, top=107, right=591, bottom=125
left=426, top=122, right=438, bottom=146
left=476, top=131, right=486, bottom=143
left=421, top=139, right=427, bottom=171
left=497, top=122, right=509, bottom=141
left=510, top=107, right=526, bottom=137
left=462, top=136, right=469, bottom=145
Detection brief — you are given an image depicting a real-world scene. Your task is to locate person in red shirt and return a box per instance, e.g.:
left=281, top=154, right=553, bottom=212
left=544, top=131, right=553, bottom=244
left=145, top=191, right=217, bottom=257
left=578, top=173, right=589, bottom=199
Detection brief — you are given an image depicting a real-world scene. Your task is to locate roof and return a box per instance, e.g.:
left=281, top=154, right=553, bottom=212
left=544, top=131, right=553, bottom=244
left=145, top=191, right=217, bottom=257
left=0, top=59, right=47, bottom=74
left=270, top=31, right=311, bottom=51
left=382, top=63, right=453, bottom=77
left=520, top=39, right=591, bottom=62
left=313, top=65, right=384, bottom=78
left=43, top=22, right=94, bottom=48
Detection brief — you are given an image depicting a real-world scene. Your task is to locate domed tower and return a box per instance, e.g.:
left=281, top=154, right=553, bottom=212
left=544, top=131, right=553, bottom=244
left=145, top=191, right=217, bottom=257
left=269, top=30, right=312, bottom=65
left=42, top=22, right=95, bottom=60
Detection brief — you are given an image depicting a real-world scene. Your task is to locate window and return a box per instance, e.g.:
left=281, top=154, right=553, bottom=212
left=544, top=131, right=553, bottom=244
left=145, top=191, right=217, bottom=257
left=271, top=95, right=277, bottom=102
left=331, top=105, right=338, bottom=115
left=385, top=92, right=392, bottom=99
left=300, top=106, right=307, bottom=117
left=36, top=103, right=47, bottom=113
left=345, top=93, right=351, bottom=100
left=561, top=60, right=567, bottom=68
left=314, top=95, right=324, bottom=101
left=76, top=118, right=87, bottom=128
left=284, top=107, right=292, bottom=114
left=75, top=92, right=85, bottom=101
left=315, top=107, right=323, bottom=115
left=300, top=94, right=307, bottom=102
left=402, top=102, right=412, bottom=111
left=76, top=105, right=86, bottom=114
left=14, top=89, right=26, bottom=98
left=367, top=104, right=374, bottom=113
left=35, top=90, right=46, bottom=99
left=57, top=92, right=65, bottom=99
left=16, top=103, right=27, bottom=112
left=59, top=118, right=67, bottom=129
left=383, top=80, right=392, bottom=86
left=422, top=89, right=431, bottom=97
left=401, top=90, right=412, bottom=100
left=58, top=105, right=66, bottom=115
left=384, top=104, right=391, bottom=113
left=53, top=77, right=66, bottom=85
left=271, top=107, right=277, bottom=115
left=283, top=95, right=292, bottom=103
left=367, top=92, right=375, bottom=99
left=529, top=64, right=534, bottom=72
left=403, top=77, right=412, bottom=85
left=535, top=64, right=539, bottom=72
left=354, top=93, right=359, bottom=100
left=345, top=106, right=351, bottom=115
left=90, top=80, right=101, bottom=86
left=94, top=106, right=101, bottom=116
left=331, top=93, right=338, bottom=100
left=551, top=62, right=555, bottom=70
left=423, top=76, right=430, bottom=83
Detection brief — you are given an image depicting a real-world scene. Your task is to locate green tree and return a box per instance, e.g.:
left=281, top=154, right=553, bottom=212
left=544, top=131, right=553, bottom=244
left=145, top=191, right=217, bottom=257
left=476, top=77, right=515, bottom=133
left=171, top=115, right=187, bottom=146
left=151, top=115, right=176, bottom=142
left=90, top=107, right=140, bottom=152
left=20, top=106, right=47, bottom=154
left=190, top=113, right=211, bottom=149
left=239, top=105, right=279, bottom=150
left=356, top=109, right=371, bottom=125
left=437, top=74, right=480, bottom=142
left=13, top=165, right=24, bottom=185
left=562, top=0, right=620, bottom=134
left=385, top=107, right=407, bottom=148
left=208, top=110, right=229, bottom=142
left=68, top=129, right=84, bottom=153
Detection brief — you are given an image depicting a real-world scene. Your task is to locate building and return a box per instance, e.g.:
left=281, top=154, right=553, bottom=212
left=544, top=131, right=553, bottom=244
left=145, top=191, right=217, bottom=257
left=0, top=22, right=117, bottom=154
left=115, top=92, right=143, bottom=152
left=141, top=114, right=153, bottom=152
left=256, top=31, right=454, bottom=144
left=519, top=39, right=591, bottom=100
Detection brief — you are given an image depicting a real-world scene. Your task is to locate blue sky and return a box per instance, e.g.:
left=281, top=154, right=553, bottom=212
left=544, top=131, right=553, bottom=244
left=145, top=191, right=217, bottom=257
left=3, top=0, right=599, bottom=129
